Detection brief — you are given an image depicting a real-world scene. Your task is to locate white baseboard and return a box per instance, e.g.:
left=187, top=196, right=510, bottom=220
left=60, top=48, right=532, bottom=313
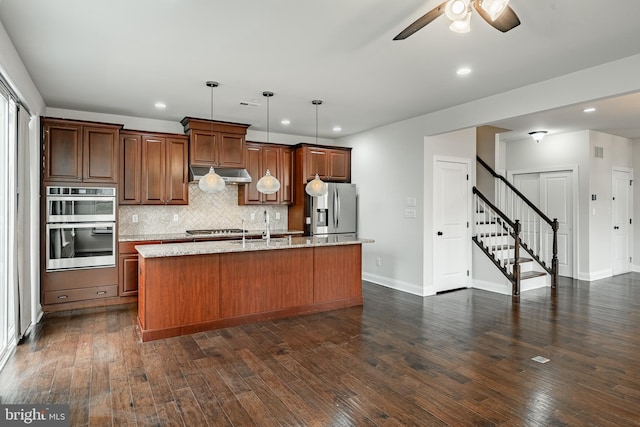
left=472, top=279, right=511, bottom=295
left=362, top=272, right=426, bottom=296
left=578, top=269, right=612, bottom=281
left=632, top=264, right=640, bottom=272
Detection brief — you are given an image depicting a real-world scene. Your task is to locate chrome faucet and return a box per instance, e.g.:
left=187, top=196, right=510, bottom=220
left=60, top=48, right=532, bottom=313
left=263, top=209, right=271, bottom=243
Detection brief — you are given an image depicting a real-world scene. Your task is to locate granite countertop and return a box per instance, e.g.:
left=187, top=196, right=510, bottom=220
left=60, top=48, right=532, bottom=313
left=119, top=229, right=303, bottom=243
left=135, top=234, right=374, bottom=259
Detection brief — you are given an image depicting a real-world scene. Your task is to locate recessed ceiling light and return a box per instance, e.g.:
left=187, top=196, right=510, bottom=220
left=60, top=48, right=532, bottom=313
left=333, top=126, right=342, bottom=132
left=456, top=67, right=472, bottom=76
left=281, top=119, right=291, bottom=125
left=583, top=107, right=596, bottom=113
left=154, top=102, right=166, bottom=109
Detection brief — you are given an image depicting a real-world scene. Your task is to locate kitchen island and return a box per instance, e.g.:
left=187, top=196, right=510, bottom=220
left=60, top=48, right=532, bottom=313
left=135, top=235, right=373, bottom=341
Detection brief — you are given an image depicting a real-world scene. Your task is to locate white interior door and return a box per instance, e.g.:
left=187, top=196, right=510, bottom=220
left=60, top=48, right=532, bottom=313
left=513, top=173, right=540, bottom=247
left=433, top=159, right=470, bottom=292
left=540, top=172, right=573, bottom=277
left=612, top=169, right=632, bottom=275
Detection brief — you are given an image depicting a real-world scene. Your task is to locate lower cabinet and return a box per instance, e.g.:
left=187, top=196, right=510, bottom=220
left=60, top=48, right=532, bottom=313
left=41, top=265, right=119, bottom=309
left=118, top=240, right=160, bottom=296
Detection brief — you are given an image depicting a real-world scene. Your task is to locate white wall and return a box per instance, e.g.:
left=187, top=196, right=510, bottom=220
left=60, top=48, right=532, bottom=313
left=588, top=131, right=633, bottom=278
left=424, top=128, right=476, bottom=296
left=504, top=130, right=632, bottom=281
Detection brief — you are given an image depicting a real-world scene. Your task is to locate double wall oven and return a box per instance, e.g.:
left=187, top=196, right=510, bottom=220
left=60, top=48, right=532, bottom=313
left=45, top=186, right=117, bottom=271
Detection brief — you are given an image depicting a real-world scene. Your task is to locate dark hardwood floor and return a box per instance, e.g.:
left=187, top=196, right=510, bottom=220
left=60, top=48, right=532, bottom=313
left=1, top=274, right=640, bottom=426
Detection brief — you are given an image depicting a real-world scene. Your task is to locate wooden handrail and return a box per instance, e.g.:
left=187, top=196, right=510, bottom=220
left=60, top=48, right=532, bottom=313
left=476, top=156, right=555, bottom=226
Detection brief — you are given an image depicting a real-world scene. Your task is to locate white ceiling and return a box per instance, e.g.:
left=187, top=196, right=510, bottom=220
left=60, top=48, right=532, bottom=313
left=2, top=0, right=640, bottom=140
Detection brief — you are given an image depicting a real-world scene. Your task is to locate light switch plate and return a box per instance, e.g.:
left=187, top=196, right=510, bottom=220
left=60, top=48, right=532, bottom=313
left=406, top=197, right=417, bottom=207
left=404, top=208, right=417, bottom=218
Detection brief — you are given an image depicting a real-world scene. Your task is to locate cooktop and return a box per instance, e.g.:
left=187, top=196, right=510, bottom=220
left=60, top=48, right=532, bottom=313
left=186, top=228, right=246, bottom=235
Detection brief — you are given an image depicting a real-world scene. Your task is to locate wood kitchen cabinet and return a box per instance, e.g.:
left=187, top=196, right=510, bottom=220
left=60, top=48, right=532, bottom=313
left=120, top=131, right=189, bottom=205
left=303, top=145, right=351, bottom=182
left=118, top=240, right=160, bottom=296
left=238, top=142, right=294, bottom=205
left=42, top=117, right=121, bottom=183
left=289, top=144, right=352, bottom=233
left=181, top=117, right=249, bottom=168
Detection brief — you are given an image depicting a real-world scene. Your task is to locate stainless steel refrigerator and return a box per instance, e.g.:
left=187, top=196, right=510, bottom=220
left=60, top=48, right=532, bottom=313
left=309, top=183, right=357, bottom=236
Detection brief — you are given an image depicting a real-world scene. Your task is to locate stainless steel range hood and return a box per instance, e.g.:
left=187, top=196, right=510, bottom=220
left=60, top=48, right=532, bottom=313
left=189, top=166, right=252, bottom=184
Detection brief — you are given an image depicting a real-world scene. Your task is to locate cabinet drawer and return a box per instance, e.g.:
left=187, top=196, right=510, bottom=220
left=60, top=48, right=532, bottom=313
left=44, top=285, right=118, bottom=305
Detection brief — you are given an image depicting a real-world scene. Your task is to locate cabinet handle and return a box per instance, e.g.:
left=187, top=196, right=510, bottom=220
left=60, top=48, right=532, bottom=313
left=310, top=150, right=325, bottom=155
left=96, top=291, right=107, bottom=295
left=57, top=295, right=68, bottom=299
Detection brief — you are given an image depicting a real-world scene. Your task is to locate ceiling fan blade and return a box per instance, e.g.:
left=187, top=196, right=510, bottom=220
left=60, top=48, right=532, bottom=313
left=473, top=0, right=521, bottom=32
left=393, top=1, right=448, bottom=40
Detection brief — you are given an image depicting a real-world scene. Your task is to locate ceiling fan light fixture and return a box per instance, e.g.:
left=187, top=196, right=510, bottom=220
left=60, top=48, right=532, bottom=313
left=481, top=0, right=510, bottom=21
left=445, top=0, right=470, bottom=21
left=528, top=130, right=548, bottom=143
left=449, top=14, right=471, bottom=33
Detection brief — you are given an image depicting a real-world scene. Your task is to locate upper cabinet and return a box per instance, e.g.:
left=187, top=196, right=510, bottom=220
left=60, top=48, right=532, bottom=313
left=42, top=118, right=121, bottom=183
left=119, top=131, right=189, bottom=205
left=299, top=145, right=351, bottom=183
left=238, top=142, right=294, bottom=205
left=181, top=118, right=249, bottom=168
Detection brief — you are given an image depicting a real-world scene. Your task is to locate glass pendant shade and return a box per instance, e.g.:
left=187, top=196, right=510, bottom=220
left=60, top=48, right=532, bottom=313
left=199, top=166, right=225, bottom=193
left=256, top=169, right=281, bottom=194
left=449, top=14, right=471, bottom=33
left=305, top=173, right=328, bottom=197
left=481, top=0, right=509, bottom=21
left=445, top=0, right=469, bottom=21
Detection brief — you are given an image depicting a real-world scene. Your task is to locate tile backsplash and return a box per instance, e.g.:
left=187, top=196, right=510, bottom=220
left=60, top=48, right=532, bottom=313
left=119, top=183, right=288, bottom=235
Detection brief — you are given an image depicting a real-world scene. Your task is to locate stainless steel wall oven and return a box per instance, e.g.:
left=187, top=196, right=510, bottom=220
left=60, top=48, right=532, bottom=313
left=45, top=186, right=116, bottom=271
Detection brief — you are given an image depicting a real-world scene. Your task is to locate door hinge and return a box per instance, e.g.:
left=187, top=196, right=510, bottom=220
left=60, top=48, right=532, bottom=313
left=467, top=221, right=469, bottom=228
left=630, top=257, right=632, bottom=263
left=630, top=180, right=633, bottom=186
left=467, top=270, right=469, bottom=276
left=466, top=174, right=469, bottom=181
left=630, top=218, right=633, bottom=225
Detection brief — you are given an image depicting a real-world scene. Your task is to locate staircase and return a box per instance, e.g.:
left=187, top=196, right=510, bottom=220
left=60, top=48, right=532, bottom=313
left=473, top=157, right=558, bottom=296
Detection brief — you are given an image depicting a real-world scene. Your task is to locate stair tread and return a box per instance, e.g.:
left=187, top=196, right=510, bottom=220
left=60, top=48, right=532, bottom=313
left=520, top=271, right=547, bottom=280
left=491, top=244, right=515, bottom=250
left=507, top=257, right=533, bottom=264
left=479, top=232, right=508, bottom=237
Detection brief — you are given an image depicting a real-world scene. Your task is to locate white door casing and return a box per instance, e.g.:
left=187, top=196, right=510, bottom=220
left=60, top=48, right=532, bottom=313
left=540, top=172, right=573, bottom=278
left=513, top=171, right=574, bottom=278
left=433, top=158, right=471, bottom=293
left=612, top=169, right=632, bottom=275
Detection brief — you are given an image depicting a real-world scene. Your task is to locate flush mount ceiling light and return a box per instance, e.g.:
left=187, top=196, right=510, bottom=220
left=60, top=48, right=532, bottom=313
left=456, top=67, right=472, bottom=76
left=154, top=102, right=166, bottom=109
left=333, top=126, right=342, bottom=132
left=256, top=91, right=281, bottom=195
left=305, top=100, right=329, bottom=197
left=281, top=119, right=291, bottom=125
left=583, top=107, right=596, bottom=113
left=198, top=81, right=226, bottom=193
left=393, top=0, right=519, bottom=39
left=529, top=130, right=548, bottom=143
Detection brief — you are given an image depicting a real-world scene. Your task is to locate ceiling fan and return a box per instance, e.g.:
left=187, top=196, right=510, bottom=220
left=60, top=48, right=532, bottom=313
left=393, top=0, right=520, bottom=39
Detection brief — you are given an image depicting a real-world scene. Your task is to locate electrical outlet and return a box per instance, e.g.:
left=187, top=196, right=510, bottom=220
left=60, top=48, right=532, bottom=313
left=173, top=214, right=179, bottom=222
left=250, top=213, right=255, bottom=221
left=132, top=214, right=138, bottom=223
left=376, top=257, right=382, bottom=267
left=275, top=212, right=281, bottom=220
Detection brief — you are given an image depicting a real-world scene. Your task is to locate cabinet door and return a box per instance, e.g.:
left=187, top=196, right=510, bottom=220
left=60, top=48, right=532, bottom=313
left=165, top=137, right=189, bottom=205
left=280, top=147, right=294, bottom=204
left=306, top=147, right=328, bottom=180
left=190, top=131, right=218, bottom=166
left=241, top=144, right=263, bottom=204
left=262, top=145, right=280, bottom=203
left=141, top=136, right=165, bottom=204
left=219, top=133, right=245, bottom=167
left=119, top=133, right=142, bottom=204
left=43, top=121, right=82, bottom=182
left=328, top=149, right=350, bottom=181
left=83, top=126, right=119, bottom=183
left=119, top=254, right=139, bottom=296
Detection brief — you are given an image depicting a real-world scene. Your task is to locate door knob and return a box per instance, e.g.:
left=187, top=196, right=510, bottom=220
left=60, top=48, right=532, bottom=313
left=437, top=231, right=443, bottom=236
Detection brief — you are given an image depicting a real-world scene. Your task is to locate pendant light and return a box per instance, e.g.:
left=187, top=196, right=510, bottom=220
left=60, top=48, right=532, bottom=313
left=305, top=100, right=328, bottom=197
left=256, top=91, right=281, bottom=195
left=198, top=81, right=225, bottom=193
